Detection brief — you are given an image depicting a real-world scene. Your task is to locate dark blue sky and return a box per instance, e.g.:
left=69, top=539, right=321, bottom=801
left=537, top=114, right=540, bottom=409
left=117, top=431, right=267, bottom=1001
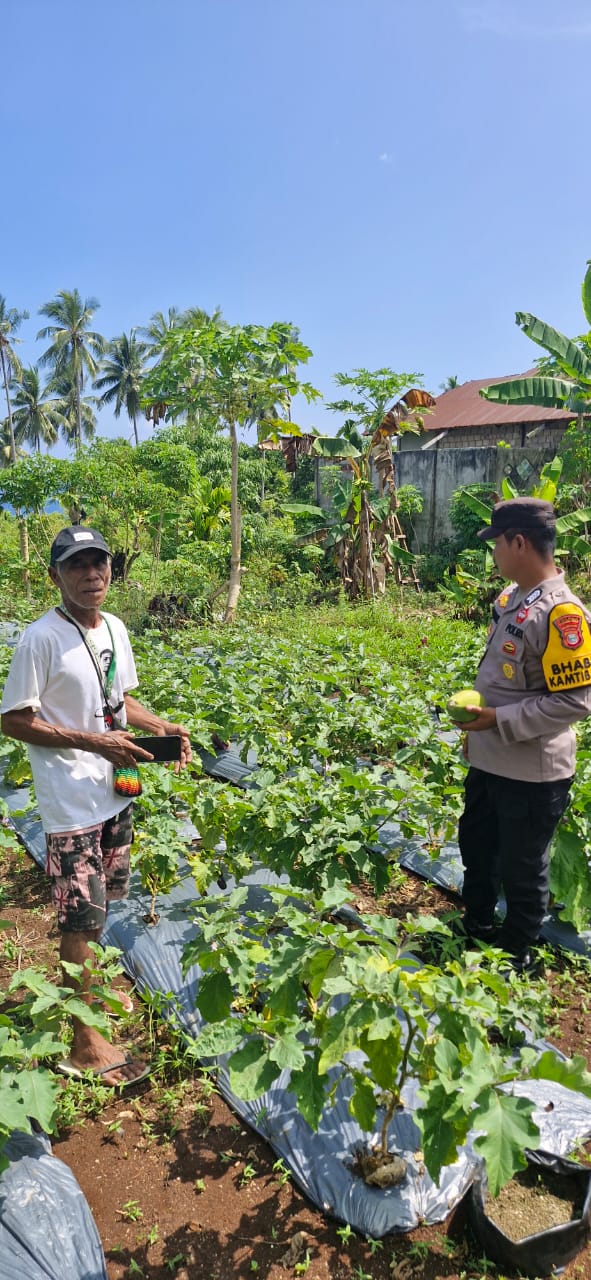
left=3, top=0, right=591, bottom=445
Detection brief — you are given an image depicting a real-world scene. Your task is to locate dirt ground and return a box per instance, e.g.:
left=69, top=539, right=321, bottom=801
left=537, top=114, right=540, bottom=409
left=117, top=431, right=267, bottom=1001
left=3, top=840, right=591, bottom=1280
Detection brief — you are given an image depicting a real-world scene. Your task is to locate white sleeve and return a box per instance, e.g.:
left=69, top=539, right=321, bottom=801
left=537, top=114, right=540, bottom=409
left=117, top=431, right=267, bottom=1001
left=0, top=639, right=45, bottom=714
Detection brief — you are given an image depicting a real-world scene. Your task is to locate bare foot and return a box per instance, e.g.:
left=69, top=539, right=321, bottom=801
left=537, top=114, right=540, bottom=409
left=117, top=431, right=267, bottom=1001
left=70, top=1029, right=147, bottom=1086
left=103, top=989, right=134, bottom=1015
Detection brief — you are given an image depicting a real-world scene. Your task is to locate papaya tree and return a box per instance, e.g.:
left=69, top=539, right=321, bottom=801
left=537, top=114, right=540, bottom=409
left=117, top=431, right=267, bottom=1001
left=141, top=320, right=319, bottom=622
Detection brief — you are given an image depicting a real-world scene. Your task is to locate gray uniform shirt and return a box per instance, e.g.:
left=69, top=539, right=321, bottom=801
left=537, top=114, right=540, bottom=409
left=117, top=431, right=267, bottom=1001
left=468, top=572, right=591, bottom=782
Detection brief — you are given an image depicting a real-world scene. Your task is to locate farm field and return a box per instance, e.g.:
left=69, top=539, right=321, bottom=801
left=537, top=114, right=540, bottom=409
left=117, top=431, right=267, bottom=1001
left=4, top=601, right=591, bottom=1279
left=3, top=836, right=591, bottom=1280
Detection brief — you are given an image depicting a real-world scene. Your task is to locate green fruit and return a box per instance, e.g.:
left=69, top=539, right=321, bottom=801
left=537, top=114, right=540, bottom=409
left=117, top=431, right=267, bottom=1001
left=447, top=688, right=486, bottom=723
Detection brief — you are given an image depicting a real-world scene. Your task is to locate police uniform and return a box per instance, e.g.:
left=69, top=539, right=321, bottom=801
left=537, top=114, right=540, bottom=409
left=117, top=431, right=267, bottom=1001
left=458, top=499, right=591, bottom=959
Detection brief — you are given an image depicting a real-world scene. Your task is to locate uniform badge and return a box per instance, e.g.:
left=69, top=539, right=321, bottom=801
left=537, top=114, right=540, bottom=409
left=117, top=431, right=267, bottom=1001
left=553, top=612, right=584, bottom=650
left=502, top=641, right=516, bottom=655
left=516, top=607, right=528, bottom=624
left=542, top=603, right=591, bottom=690
left=524, top=587, right=543, bottom=606
left=502, top=663, right=515, bottom=679
left=498, top=592, right=510, bottom=608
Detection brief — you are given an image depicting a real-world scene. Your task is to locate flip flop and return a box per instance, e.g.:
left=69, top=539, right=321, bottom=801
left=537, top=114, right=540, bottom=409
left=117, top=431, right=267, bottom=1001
left=56, top=1056, right=151, bottom=1087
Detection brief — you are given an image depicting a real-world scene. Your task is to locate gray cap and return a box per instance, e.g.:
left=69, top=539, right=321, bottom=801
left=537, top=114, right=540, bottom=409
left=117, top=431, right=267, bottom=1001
left=477, top=497, right=556, bottom=541
left=50, top=527, right=111, bottom=565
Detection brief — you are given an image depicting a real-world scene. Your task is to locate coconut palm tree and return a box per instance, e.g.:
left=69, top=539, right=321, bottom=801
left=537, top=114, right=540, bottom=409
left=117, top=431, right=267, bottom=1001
left=0, top=295, right=29, bottom=464
left=48, top=368, right=98, bottom=448
left=94, top=330, right=149, bottom=446
left=140, top=306, right=184, bottom=355
left=11, top=365, right=67, bottom=452
left=37, top=289, right=106, bottom=453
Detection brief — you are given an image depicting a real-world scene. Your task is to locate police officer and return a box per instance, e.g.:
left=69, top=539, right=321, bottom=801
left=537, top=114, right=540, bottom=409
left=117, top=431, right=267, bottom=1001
left=458, top=497, right=591, bottom=971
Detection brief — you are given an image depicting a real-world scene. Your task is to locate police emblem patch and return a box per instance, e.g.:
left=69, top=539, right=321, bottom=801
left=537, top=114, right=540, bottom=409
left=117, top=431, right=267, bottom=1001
left=502, top=663, right=515, bottom=679
left=498, top=592, right=510, bottom=609
left=553, top=613, right=584, bottom=650
left=502, top=641, right=516, bottom=655
left=542, top=603, right=591, bottom=690
left=516, top=607, right=529, bottom=624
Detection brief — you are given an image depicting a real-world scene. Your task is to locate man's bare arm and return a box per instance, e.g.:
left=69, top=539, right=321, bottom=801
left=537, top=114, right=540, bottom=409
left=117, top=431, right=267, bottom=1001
left=0, top=708, right=153, bottom=767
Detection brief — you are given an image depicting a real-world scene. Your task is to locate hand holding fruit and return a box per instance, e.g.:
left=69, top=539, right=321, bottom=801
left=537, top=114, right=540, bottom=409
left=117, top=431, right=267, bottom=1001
left=447, top=689, right=497, bottom=732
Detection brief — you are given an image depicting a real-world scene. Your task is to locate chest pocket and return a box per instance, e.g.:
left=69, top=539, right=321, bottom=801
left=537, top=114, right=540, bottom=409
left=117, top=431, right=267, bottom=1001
left=542, top=604, right=591, bottom=691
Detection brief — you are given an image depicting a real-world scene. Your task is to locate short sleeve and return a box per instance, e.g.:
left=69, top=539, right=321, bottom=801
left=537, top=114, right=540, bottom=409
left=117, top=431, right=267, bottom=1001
left=0, top=640, right=44, bottom=714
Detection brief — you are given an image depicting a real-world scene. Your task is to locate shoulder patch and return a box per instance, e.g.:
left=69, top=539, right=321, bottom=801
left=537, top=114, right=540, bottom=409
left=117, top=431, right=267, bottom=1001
left=524, top=586, right=543, bottom=606
left=542, top=603, right=591, bottom=691
left=497, top=592, right=510, bottom=609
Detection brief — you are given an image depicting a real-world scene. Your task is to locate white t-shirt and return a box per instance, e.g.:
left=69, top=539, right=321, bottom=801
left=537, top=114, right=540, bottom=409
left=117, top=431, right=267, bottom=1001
left=0, top=608, right=138, bottom=833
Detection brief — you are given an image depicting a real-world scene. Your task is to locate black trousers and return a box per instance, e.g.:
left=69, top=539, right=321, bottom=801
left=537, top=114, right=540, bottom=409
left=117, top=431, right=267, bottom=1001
left=458, top=767, right=572, bottom=952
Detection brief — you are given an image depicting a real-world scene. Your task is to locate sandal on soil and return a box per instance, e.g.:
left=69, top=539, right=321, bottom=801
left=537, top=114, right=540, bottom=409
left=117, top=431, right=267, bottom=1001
left=56, top=1055, right=150, bottom=1086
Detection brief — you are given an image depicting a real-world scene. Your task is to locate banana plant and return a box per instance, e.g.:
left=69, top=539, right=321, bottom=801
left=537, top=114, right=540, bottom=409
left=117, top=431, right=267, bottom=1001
left=288, top=371, right=434, bottom=599
left=481, top=261, right=591, bottom=416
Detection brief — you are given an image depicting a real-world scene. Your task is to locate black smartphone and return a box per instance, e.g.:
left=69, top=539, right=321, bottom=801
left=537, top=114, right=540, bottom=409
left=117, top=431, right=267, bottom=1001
left=132, top=735, right=182, bottom=762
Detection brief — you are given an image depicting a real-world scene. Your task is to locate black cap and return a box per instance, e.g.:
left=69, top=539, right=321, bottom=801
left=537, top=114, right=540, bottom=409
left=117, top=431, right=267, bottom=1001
left=50, top=527, right=111, bottom=566
left=477, top=497, right=556, bottom=541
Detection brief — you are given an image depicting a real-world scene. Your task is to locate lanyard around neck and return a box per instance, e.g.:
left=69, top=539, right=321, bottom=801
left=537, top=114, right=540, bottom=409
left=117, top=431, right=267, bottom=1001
left=57, top=605, right=118, bottom=703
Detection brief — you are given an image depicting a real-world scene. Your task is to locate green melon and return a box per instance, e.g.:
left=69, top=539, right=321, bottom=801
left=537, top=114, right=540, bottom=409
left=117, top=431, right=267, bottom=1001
left=447, top=688, right=486, bottom=723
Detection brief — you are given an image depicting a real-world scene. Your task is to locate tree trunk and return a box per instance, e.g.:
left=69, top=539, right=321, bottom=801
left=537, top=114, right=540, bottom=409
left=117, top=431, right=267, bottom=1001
left=359, top=490, right=376, bottom=599
left=132, top=411, right=139, bottom=447
left=224, top=421, right=242, bottom=623
left=17, top=510, right=31, bottom=602
left=75, top=364, right=83, bottom=455
left=0, top=346, right=17, bottom=465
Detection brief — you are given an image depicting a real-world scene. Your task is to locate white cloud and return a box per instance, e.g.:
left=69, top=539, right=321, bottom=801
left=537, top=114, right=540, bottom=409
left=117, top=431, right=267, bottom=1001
left=378, top=152, right=392, bottom=164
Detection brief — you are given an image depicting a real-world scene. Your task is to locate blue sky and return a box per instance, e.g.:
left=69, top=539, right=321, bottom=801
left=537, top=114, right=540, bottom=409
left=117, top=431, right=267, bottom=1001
left=3, top=0, right=591, bottom=446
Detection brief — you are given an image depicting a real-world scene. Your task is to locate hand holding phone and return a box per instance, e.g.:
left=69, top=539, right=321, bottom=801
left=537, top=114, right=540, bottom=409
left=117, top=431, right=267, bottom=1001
left=131, top=735, right=183, bottom=762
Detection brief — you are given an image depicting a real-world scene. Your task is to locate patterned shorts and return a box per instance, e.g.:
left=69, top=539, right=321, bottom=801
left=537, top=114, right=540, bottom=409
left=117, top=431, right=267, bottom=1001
left=45, top=805, right=134, bottom=933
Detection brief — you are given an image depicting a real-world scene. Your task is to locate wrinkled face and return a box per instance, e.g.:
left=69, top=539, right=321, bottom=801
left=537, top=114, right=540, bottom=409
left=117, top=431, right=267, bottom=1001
left=50, top=549, right=112, bottom=614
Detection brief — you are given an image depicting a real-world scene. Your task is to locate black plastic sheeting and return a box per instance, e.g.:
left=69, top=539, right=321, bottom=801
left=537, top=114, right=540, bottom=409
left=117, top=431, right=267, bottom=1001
left=0, top=1131, right=107, bottom=1280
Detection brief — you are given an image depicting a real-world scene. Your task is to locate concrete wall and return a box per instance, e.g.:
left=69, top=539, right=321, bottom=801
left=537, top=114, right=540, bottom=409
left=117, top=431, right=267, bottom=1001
left=396, top=445, right=558, bottom=551
left=399, top=423, right=566, bottom=451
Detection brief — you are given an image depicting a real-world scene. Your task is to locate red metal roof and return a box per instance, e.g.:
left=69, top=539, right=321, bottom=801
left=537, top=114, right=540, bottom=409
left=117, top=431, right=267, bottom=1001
left=422, top=372, right=576, bottom=432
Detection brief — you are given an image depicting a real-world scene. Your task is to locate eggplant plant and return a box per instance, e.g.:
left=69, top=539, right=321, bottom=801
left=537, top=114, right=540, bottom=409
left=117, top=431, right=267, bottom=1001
left=182, top=885, right=591, bottom=1196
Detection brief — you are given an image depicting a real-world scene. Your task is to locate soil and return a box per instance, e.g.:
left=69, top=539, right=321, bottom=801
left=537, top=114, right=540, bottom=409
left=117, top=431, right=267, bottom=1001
left=3, top=838, right=591, bottom=1280
left=485, top=1166, right=585, bottom=1239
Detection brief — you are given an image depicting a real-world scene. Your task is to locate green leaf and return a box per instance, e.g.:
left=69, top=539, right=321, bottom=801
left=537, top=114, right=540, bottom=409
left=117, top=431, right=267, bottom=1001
left=582, top=261, right=591, bottom=329
left=350, top=1073, right=377, bottom=1131
left=515, top=312, right=591, bottom=384
left=312, top=437, right=360, bottom=459
left=228, top=1039, right=281, bottom=1100
left=190, top=1022, right=244, bottom=1058
left=289, top=1051, right=327, bottom=1130
left=419, top=1081, right=459, bottom=1178
left=269, top=1034, right=307, bottom=1072
left=196, top=971, right=234, bottom=1023
left=481, top=376, right=575, bottom=407
left=527, top=1049, right=591, bottom=1098
left=0, top=1077, right=30, bottom=1133
left=361, top=1031, right=401, bottom=1091
left=17, top=1069, right=60, bottom=1133
left=472, top=1090, right=539, bottom=1196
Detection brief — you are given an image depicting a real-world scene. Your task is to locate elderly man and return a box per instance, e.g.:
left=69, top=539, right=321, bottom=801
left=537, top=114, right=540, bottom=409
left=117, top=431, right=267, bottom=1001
left=458, top=497, right=591, bottom=972
left=1, top=526, right=192, bottom=1085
